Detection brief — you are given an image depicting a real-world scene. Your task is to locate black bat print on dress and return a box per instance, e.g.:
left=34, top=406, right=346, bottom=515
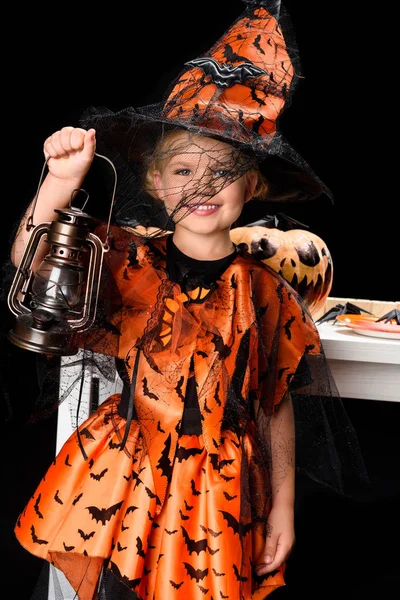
left=86, top=501, right=123, bottom=525
left=223, top=491, right=238, bottom=501
left=54, top=490, right=63, bottom=505
left=219, top=510, right=252, bottom=537
left=181, top=526, right=208, bottom=555
left=200, top=525, right=222, bottom=537
left=33, top=494, right=43, bottom=519
left=78, top=529, right=95, bottom=541
left=157, top=420, right=166, bottom=433
left=142, top=377, right=159, bottom=400
left=191, top=479, right=201, bottom=496
left=183, top=562, right=208, bottom=582
left=63, top=542, right=75, bottom=552
left=219, top=473, right=235, bottom=482
left=72, top=493, right=83, bottom=505
left=132, top=467, right=145, bottom=487
left=125, top=505, right=139, bottom=516
left=203, top=397, right=212, bottom=413
left=148, top=537, right=156, bottom=549
left=117, top=541, right=127, bottom=552
left=232, top=563, right=247, bottom=581
left=176, top=445, right=204, bottom=462
left=136, top=536, right=146, bottom=558
left=90, top=468, right=108, bottom=481
left=209, top=454, right=235, bottom=472
left=283, top=316, right=296, bottom=340
left=184, top=500, right=194, bottom=511
left=197, top=584, right=209, bottom=594
left=169, top=580, right=184, bottom=589
left=30, top=525, right=48, bottom=545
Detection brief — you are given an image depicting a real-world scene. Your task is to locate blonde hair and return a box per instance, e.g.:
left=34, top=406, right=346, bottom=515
left=247, top=167, right=269, bottom=200
left=143, top=130, right=187, bottom=199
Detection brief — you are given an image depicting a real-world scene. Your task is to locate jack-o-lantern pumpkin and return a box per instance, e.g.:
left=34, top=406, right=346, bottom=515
left=230, top=215, right=333, bottom=316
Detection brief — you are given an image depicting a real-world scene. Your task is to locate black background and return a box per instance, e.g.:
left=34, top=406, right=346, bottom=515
left=1, top=2, right=399, bottom=598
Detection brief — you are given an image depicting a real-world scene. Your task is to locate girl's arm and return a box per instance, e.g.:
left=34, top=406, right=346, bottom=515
left=256, top=391, right=296, bottom=576
left=270, top=391, right=295, bottom=508
left=11, top=127, right=96, bottom=270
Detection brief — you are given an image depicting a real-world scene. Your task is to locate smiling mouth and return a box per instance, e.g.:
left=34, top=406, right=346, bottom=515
left=187, top=204, right=220, bottom=211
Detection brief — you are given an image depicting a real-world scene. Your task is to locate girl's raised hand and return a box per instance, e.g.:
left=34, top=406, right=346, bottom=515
left=43, top=126, right=96, bottom=184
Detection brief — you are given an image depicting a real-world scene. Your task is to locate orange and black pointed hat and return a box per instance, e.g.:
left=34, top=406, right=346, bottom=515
left=163, top=0, right=296, bottom=152
left=82, top=1, right=332, bottom=205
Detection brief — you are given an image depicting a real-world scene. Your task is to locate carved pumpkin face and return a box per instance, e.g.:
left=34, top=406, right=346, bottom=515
left=230, top=225, right=333, bottom=316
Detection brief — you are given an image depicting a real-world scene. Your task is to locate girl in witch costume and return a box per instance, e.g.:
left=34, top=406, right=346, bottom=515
left=10, top=2, right=367, bottom=599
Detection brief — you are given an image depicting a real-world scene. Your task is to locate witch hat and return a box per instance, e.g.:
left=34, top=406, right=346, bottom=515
left=81, top=0, right=332, bottom=228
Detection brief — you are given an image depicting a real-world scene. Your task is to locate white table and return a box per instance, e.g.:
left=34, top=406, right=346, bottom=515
left=317, top=323, right=400, bottom=403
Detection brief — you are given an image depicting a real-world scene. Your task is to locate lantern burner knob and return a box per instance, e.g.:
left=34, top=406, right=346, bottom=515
left=32, top=310, right=54, bottom=330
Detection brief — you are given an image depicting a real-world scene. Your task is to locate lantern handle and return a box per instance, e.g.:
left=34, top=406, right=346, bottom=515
left=69, top=188, right=90, bottom=212
left=27, top=152, right=118, bottom=250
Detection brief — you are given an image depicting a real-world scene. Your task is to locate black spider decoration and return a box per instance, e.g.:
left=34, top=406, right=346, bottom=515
left=314, top=302, right=374, bottom=326
left=376, top=309, right=400, bottom=325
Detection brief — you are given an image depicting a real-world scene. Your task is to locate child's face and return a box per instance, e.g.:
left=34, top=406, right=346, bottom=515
left=152, top=131, right=256, bottom=236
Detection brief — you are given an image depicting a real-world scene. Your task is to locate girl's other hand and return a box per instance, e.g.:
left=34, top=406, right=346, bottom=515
left=255, top=504, right=295, bottom=576
left=43, top=126, right=96, bottom=184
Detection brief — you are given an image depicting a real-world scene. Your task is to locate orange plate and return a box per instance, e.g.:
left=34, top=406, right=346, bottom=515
left=336, top=314, right=378, bottom=325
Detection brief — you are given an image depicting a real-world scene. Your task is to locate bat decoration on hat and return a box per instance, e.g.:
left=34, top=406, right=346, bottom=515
left=185, top=57, right=268, bottom=88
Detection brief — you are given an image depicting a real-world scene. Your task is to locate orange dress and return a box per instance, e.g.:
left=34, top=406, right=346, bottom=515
left=15, top=225, right=321, bottom=599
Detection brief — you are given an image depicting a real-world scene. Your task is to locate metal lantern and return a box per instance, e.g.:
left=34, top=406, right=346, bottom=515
left=7, top=153, right=117, bottom=355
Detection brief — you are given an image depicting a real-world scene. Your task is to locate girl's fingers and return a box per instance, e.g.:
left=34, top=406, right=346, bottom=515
left=256, top=535, right=294, bottom=575
left=46, top=129, right=68, bottom=157
left=44, top=137, right=62, bottom=159
left=268, top=539, right=292, bottom=571
left=81, top=128, right=96, bottom=160
left=59, top=126, right=78, bottom=154
left=255, top=537, right=278, bottom=575
left=70, top=127, right=89, bottom=151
